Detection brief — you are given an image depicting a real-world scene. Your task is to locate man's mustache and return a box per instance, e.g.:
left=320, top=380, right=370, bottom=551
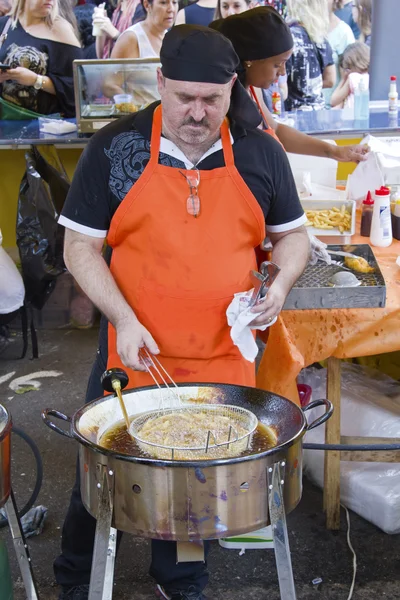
left=182, top=117, right=209, bottom=127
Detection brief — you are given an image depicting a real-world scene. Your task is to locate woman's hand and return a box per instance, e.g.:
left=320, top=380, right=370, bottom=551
left=93, top=13, right=119, bottom=40
left=0, top=67, right=37, bottom=86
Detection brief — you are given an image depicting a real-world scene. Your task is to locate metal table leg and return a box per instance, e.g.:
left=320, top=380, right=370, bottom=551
left=4, top=488, right=40, bottom=600
left=268, top=462, right=297, bottom=600
left=89, top=465, right=117, bottom=600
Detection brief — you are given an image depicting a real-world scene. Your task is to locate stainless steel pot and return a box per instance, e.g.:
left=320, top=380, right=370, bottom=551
left=43, top=383, right=332, bottom=541
left=0, top=403, right=12, bottom=509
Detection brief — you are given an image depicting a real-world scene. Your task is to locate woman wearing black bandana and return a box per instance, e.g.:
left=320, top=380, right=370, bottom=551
left=210, top=6, right=369, bottom=163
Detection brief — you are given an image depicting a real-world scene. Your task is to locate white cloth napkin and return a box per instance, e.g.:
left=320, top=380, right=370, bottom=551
left=226, top=290, right=277, bottom=362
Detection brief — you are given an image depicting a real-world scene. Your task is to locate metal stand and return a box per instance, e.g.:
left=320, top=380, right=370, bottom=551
left=89, top=465, right=117, bottom=600
left=268, top=461, right=297, bottom=600
left=87, top=461, right=297, bottom=600
left=4, top=488, right=40, bottom=600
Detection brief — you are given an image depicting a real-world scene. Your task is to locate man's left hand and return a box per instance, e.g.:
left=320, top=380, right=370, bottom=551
left=3, top=67, right=38, bottom=87
left=332, top=144, right=369, bottom=164
left=249, top=281, right=287, bottom=327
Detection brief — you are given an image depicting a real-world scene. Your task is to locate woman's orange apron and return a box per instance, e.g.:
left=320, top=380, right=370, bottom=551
left=106, top=105, right=266, bottom=389
left=249, top=85, right=283, bottom=147
left=248, top=87, right=301, bottom=405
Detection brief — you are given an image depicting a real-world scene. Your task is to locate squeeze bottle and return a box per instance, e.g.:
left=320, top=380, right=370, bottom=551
left=370, top=186, right=393, bottom=247
left=389, top=75, right=398, bottom=115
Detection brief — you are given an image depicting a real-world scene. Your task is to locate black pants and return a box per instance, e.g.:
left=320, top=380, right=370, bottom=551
left=53, top=349, right=210, bottom=593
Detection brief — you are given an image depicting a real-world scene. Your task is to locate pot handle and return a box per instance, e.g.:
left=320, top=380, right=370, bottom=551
left=303, top=399, right=334, bottom=431
left=41, top=409, right=73, bottom=439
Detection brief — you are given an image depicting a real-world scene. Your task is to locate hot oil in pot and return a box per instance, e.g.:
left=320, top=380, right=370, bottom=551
left=99, top=419, right=278, bottom=458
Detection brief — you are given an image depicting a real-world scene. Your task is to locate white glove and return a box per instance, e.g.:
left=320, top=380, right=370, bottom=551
left=307, top=231, right=332, bottom=266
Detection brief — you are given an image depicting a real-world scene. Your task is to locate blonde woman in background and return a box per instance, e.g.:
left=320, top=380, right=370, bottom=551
left=285, top=0, right=335, bottom=111
left=352, top=0, right=371, bottom=46
left=0, top=0, right=82, bottom=116
left=324, top=0, right=355, bottom=107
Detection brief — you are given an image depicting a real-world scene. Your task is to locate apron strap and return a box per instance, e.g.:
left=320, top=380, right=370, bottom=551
left=249, top=86, right=269, bottom=131
left=149, top=104, right=163, bottom=164
left=150, top=105, right=236, bottom=168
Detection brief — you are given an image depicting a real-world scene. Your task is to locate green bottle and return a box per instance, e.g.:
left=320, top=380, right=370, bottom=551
left=0, top=538, right=13, bottom=600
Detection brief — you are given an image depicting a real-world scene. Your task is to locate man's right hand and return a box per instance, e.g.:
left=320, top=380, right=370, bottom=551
left=115, top=316, right=160, bottom=371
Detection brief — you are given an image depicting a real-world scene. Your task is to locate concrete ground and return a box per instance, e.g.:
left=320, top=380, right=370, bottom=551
left=0, top=327, right=400, bottom=600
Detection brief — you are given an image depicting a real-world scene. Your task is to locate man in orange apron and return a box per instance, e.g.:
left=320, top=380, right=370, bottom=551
left=55, top=25, right=309, bottom=600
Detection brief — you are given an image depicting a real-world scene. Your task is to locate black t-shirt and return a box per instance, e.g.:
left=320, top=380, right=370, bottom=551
left=0, top=17, right=83, bottom=117
left=285, top=23, right=334, bottom=112
left=60, top=102, right=305, bottom=236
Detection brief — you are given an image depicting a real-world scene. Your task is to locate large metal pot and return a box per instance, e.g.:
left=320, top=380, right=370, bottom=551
left=0, top=403, right=12, bottom=509
left=42, top=383, right=332, bottom=541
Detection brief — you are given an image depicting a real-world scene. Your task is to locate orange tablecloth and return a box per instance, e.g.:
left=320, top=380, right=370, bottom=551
left=256, top=235, right=400, bottom=404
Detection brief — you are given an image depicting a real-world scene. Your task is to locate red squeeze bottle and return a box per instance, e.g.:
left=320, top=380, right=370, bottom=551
left=360, top=191, right=374, bottom=237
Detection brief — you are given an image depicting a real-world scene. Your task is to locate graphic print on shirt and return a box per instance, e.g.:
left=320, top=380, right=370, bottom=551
left=105, top=130, right=185, bottom=202
left=2, top=43, right=48, bottom=111
left=285, top=24, right=332, bottom=111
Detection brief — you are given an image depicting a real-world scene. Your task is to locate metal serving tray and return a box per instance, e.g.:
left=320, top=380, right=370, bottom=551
left=284, top=244, right=386, bottom=310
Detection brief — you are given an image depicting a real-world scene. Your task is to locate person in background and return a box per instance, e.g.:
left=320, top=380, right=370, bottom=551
left=0, top=0, right=11, bottom=15
left=214, top=0, right=254, bottom=20
left=335, top=0, right=360, bottom=38
left=210, top=6, right=368, bottom=162
left=0, top=0, right=82, bottom=117
left=111, top=0, right=178, bottom=58
left=73, top=0, right=97, bottom=57
left=285, top=0, right=335, bottom=111
left=352, top=0, right=371, bottom=46
left=92, top=0, right=142, bottom=57
left=324, top=0, right=354, bottom=107
left=174, top=0, right=216, bottom=26
left=330, top=41, right=369, bottom=109
left=59, top=0, right=81, bottom=41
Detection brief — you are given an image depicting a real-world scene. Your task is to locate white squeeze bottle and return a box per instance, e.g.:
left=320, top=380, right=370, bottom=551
left=370, top=186, right=393, bottom=247
left=389, top=75, right=398, bottom=115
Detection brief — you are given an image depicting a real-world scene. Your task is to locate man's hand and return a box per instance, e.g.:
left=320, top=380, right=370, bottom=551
left=332, top=144, right=369, bottom=164
left=115, top=316, right=160, bottom=371
left=248, top=280, right=287, bottom=327
left=1, top=67, right=37, bottom=86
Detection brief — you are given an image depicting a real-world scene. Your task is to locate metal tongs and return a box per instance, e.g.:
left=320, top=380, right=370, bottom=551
left=248, top=261, right=281, bottom=307
left=138, top=348, right=182, bottom=410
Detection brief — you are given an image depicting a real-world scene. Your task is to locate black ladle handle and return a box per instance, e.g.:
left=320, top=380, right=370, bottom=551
left=101, top=368, right=129, bottom=393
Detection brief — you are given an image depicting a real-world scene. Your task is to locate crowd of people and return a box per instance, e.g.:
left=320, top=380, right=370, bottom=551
left=0, top=0, right=372, bottom=118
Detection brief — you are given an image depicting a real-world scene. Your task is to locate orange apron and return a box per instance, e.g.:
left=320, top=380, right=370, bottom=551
left=249, top=85, right=283, bottom=148
left=106, top=105, right=266, bottom=388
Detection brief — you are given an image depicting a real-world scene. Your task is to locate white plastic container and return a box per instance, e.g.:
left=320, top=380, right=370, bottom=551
left=92, top=3, right=106, bottom=37
left=370, top=186, right=393, bottom=247
left=113, top=94, right=133, bottom=105
left=388, top=75, right=398, bottom=115
left=219, top=526, right=274, bottom=550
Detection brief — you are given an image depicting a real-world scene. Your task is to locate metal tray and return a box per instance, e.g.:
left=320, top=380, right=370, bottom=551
left=284, top=244, right=386, bottom=310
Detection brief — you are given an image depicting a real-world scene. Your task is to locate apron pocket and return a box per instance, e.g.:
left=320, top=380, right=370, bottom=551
left=136, top=280, right=244, bottom=360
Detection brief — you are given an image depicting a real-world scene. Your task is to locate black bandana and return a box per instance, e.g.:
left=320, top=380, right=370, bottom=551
left=160, top=25, right=261, bottom=129
left=209, top=7, right=294, bottom=62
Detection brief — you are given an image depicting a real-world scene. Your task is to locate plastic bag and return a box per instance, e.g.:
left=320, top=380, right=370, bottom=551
left=299, top=363, right=400, bottom=534
left=16, top=146, right=69, bottom=310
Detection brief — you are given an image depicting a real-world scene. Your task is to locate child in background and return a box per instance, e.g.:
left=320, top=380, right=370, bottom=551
left=330, top=41, right=370, bottom=109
